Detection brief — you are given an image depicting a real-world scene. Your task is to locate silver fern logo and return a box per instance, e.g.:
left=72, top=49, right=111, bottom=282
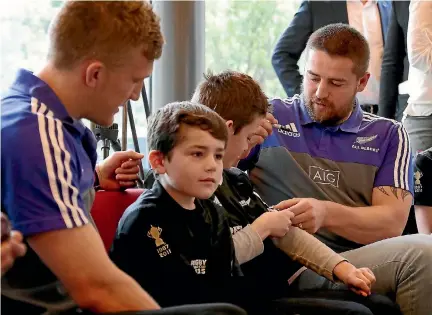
left=355, top=135, right=378, bottom=145
left=352, top=135, right=380, bottom=153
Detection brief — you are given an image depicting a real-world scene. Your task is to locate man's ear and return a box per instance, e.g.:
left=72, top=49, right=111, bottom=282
left=356, top=72, right=370, bottom=93
left=148, top=150, right=166, bottom=175
left=225, top=120, right=235, bottom=135
left=84, top=61, right=105, bottom=88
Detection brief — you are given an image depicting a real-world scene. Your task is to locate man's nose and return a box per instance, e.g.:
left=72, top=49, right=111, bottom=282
left=315, top=82, right=329, bottom=99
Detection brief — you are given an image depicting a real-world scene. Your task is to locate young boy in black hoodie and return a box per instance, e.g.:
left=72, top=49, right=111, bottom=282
left=110, top=102, right=244, bottom=307
left=110, top=101, right=385, bottom=315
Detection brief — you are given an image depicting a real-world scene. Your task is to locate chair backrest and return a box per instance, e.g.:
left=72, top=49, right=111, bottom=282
left=91, top=189, right=144, bottom=251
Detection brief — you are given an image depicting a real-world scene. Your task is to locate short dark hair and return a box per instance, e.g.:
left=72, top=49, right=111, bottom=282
left=306, top=23, right=370, bottom=77
left=192, top=71, right=268, bottom=134
left=147, top=101, right=228, bottom=159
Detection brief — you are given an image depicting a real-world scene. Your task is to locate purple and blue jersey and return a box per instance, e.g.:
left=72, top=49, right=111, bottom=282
left=2, top=69, right=97, bottom=236
left=1, top=69, right=98, bottom=313
left=244, top=95, right=413, bottom=252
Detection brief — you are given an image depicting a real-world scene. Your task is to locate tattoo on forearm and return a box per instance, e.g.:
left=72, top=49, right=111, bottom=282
left=401, top=190, right=410, bottom=201
left=390, top=187, right=398, bottom=199
left=377, top=186, right=390, bottom=196
left=378, top=186, right=409, bottom=201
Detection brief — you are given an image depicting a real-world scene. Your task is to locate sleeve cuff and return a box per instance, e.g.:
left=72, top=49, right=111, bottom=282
left=232, top=224, right=264, bottom=264
left=324, top=255, right=348, bottom=282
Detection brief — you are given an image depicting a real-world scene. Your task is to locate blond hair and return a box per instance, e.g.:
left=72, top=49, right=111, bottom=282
left=48, top=1, right=164, bottom=69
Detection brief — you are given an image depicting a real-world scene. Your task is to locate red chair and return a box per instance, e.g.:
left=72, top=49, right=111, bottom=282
left=91, top=189, right=144, bottom=251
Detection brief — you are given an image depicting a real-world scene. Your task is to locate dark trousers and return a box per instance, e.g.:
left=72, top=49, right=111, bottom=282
left=0, top=296, right=246, bottom=315
left=90, top=304, right=246, bottom=315
left=272, top=290, right=402, bottom=315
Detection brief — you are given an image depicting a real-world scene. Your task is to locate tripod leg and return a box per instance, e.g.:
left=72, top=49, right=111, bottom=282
left=127, top=101, right=145, bottom=188
left=102, top=139, right=110, bottom=160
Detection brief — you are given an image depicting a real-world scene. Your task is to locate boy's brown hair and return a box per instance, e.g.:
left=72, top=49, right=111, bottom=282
left=192, top=71, right=268, bottom=134
left=48, top=1, right=164, bottom=69
left=306, top=23, right=370, bottom=77
left=147, top=101, right=228, bottom=160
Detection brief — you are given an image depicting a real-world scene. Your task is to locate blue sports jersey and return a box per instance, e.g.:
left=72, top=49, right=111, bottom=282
left=1, top=69, right=98, bottom=313
left=2, top=69, right=97, bottom=236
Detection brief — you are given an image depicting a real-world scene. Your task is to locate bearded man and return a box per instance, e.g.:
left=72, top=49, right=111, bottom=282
left=239, top=23, right=432, bottom=315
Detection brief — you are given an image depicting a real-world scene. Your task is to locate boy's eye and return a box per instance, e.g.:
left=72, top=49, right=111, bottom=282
left=215, top=154, right=224, bottom=160
left=192, top=152, right=203, bottom=157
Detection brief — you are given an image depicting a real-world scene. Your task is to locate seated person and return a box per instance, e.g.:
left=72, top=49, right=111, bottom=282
left=1, top=2, right=245, bottom=315
left=238, top=23, right=432, bottom=315
left=413, top=148, right=432, bottom=234
left=1, top=1, right=160, bottom=313
left=110, top=101, right=383, bottom=315
left=191, top=70, right=401, bottom=315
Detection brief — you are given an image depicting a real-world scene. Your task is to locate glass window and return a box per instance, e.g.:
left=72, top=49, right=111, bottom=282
left=1, top=1, right=151, bottom=166
left=205, top=0, right=303, bottom=97
left=1, top=1, right=64, bottom=93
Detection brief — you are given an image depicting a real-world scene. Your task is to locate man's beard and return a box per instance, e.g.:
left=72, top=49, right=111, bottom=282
left=301, top=85, right=356, bottom=126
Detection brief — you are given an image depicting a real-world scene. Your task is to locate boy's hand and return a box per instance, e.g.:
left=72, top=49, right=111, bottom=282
left=96, top=150, right=144, bottom=191
left=251, top=209, right=294, bottom=239
left=333, top=261, right=376, bottom=297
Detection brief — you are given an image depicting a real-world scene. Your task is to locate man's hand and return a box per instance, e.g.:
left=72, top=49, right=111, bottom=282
left=240, top=112, right=278, bottom=160
left=273, top=198, right=327, bottom=234
left=248, top=112, right=278, bottom=147
left=1, top=222, right=27, bottom=276
left=96, top=150, right=144, bottom=191
left=333, top=261, right=375, bottom=297
left=251, top=209, right=294, bottom=239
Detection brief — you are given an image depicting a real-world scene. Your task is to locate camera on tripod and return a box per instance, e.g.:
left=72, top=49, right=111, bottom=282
left=94, top=123, right=122, bottom=159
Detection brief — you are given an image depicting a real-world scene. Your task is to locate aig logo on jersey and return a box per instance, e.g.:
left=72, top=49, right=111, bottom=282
left=309, top=166, right=340, bottom=188
left=275, top=123, right=301, bottom=137
left=191, top=259, right=207, bottom=274
left=147, top=225, right=172, bottom=258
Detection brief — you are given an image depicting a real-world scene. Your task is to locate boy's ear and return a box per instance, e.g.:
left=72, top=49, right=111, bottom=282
left=225, top=120, right=235, bottom=135
left=148, top=150, right=166, bottom=175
